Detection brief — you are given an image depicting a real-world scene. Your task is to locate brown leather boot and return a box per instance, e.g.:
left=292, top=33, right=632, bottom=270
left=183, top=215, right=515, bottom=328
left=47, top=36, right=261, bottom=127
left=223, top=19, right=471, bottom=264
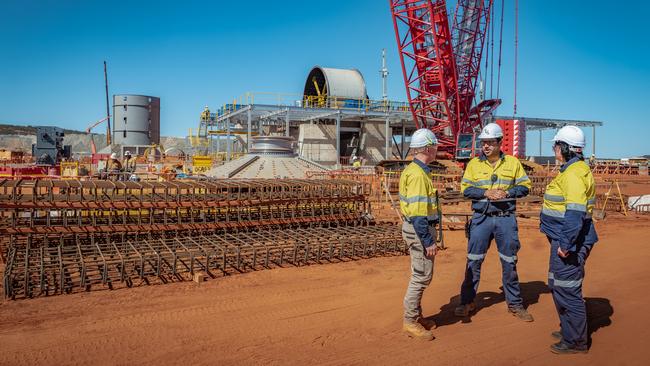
left=403, top=321, right=434, bottom=341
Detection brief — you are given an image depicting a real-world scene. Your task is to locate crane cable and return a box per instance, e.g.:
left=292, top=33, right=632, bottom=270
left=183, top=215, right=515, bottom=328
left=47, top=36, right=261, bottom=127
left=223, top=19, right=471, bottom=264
left=490, top=0, right=495, bottom=99
left=514, top=0, right=519, bottom=115
left=496, top=0, right=504, bottom=99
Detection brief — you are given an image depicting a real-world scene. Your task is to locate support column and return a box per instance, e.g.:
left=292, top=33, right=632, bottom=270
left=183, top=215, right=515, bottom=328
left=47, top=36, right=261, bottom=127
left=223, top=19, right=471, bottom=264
left=247, top=107, right=252, bottom=153
left=285, top=109, right=290, bottom=137
left=226, top=118, right=231, bottom=162
left=385, top=115, right=390, bottom=160
left=539, top=130, right=542, bottom=156
left=336, top=111, right=341, bottom=169
left=401, top=121, right=405, bottom=159
left=592, top=126, right=596, bottom=157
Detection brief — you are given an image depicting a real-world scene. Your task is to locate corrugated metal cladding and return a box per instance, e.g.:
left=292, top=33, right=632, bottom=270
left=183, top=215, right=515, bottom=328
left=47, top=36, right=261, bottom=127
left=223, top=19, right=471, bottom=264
left=112, top=94, right=160, bottom=146
left=303, top=66, right=367, bottom=99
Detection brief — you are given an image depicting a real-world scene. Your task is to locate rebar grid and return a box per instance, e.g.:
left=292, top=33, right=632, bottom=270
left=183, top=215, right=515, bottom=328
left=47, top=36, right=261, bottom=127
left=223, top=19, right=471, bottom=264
left=4, top=224, right=404, bottom=299
left=0, top=178, right=372, bottom=253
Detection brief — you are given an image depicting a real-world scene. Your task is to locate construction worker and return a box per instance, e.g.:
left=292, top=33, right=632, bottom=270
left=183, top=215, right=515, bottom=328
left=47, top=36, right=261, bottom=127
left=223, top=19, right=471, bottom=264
left=541, top=126, right=597, bottom=354
left=352, top=155, right=361, bottom=169
left=123, top=151, right=136, bottom=173
left=201, top=106, right=210, bottom=121
left=589, top=154, right=596, bottom=166
left=106, top=152, right=122, bottom=172
left=399, top=128, right=440, bottom=341
left=455, top=123, right=534, bottom=322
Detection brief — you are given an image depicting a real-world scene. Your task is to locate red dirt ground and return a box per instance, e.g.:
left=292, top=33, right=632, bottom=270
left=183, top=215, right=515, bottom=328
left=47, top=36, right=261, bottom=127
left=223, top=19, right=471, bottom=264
left=0, top=215, right=648, bottom=365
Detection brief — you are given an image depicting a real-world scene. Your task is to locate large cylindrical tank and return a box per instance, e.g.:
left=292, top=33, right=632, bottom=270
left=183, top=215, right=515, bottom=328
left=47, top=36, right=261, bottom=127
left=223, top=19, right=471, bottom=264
left=113, top=94, right=160, bottom=146
left=303, top=66, right=367, bottom=99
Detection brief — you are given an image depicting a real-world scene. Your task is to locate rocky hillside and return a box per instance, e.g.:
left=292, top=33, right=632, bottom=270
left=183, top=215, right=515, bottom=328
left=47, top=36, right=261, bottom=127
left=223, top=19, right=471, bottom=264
left=0, top=123, right=191, bottom=156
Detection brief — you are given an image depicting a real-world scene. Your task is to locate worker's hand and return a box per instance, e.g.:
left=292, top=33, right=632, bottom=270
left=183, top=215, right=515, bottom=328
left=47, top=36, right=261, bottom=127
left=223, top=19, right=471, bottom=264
left=425, top=245, right=437, bottom=258
left=485, top=189, right=508, bottom=200
left=492, top=189, right=508, bottom=200
left=557, top=247, right=569, bottom=258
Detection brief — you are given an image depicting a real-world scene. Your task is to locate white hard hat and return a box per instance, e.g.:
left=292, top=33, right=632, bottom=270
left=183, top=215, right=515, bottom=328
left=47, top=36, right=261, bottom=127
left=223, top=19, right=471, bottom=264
left=552, top=125, right=585, bottom=148
left=410, top=128, right=438, bottom=148
left=478, top=123, right=504, bottom=139
left=110, top=153, right=117, bottom=159
left=124, top=150, right=131, bottom=156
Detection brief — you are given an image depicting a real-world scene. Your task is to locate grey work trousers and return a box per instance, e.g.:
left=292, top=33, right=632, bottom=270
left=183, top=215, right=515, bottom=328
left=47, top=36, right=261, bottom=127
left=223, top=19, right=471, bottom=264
left=402, top=221, right=435, bottom=322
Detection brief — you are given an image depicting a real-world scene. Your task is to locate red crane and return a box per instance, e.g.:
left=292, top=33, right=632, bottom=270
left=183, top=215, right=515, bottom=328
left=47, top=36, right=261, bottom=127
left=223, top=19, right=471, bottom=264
left=390, top=0, right=500, bottom=158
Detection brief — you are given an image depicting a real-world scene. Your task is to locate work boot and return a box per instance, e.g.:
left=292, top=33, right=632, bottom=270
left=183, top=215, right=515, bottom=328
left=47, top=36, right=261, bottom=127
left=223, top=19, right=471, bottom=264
left=403, top=321, right=434, bottom=341
left=508, top=306, right=534, bottom=322
left=550, top=341, right=588, bottom=354
left=417, top=316, right=436, bottom=329
left=551, top=330, right=562, bottom=340
left=454, top=302, right=476, bottom=317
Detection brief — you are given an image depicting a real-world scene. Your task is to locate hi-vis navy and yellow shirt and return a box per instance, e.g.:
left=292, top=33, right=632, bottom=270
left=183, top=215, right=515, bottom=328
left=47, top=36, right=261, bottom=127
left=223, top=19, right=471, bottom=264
left=540, top=157, right=598, bottom=251
left=399, top=158, right=438, bottom=248
left=461, top=153, right=531, bottom=214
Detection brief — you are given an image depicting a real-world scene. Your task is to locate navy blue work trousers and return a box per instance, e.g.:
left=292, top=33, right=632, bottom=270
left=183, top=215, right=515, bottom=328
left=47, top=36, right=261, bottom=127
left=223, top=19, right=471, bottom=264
left=548, top=238, right=592, bottom=348
left=460, top=213, right=523, bottom=307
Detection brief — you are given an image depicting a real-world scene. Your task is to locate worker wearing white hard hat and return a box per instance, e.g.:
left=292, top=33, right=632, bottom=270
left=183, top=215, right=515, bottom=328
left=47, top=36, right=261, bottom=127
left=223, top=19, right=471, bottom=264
left=454, top=122, right=534, bottom=322
left=399, top=128, right=440, bottom=341
left=351, top=155, right=361, bottom=169
left=123, top=150, right=136, bottom=173
left=541, top=125, right=597, bottom=354
left=106, top=152, right=122, bottom=173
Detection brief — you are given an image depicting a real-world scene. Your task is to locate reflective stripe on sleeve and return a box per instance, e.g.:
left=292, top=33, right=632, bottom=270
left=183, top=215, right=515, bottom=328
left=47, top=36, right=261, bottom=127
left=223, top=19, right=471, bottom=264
left=399, top=194, right=435, bottom=205
left=544, top=194, right=565, bottom=202
left=462, top=178, right=476, bottom=186
left=514, top=175, right=530, bottom=184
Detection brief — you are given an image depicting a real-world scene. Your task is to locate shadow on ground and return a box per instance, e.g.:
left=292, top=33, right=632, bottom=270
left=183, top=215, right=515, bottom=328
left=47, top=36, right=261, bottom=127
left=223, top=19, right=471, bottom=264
left=586, top=297, right=613, bottom=346
left=425, top=280, right=550, bottom=328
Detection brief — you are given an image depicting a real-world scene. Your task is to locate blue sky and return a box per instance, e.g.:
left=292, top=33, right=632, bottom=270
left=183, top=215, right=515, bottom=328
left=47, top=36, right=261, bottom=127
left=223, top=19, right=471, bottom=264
left=1, top=0, right=648, bottom=158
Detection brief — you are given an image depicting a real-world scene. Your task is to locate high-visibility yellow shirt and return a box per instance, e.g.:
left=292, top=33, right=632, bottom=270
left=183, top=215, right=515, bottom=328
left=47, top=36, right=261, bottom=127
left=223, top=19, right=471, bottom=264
left=352, top=160, right=361, bottom=167
left=460, top=153, right=531, bottom=212
left=542, top=159, right=596, bottom=218
left=399, top=160, right=438, bottom=221
left=540, top=158, right=598, bottom=249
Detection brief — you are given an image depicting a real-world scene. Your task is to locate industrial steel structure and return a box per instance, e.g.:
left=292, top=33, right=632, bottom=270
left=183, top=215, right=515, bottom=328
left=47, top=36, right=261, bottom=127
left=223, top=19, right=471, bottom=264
left=113, top=94, right=161, bottom=153
left=491, top=116, right=603, bottom=156
left=390, top=0, right=499, bottom=154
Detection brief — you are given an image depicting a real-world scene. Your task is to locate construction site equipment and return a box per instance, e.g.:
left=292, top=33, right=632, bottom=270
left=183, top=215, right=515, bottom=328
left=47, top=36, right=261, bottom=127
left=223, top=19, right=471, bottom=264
left=32, top=127, right=71, bottom=166
left=600, top=180, right=628, bottom=216
left=0, top=178, right=405, bottom=299
left=192, top=155, right=213, bottom=173
left=3, top=225, right=403, bottom=299
left=113, top=95, right=161, bottom=146
left=495, top=119, right=526, bottom=158
left=302, top=67, right=368, bottom=108
left=390, top=0, right=500, bottom=157
left=0, top=150, right=24, bottom=163
left=104, top=61, right=112, bottom=146
left=206, top=136, right=329, bottom=179
left=60, top=161, right=79, bottom=178
left=85, top=116, right=111, bottom=155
